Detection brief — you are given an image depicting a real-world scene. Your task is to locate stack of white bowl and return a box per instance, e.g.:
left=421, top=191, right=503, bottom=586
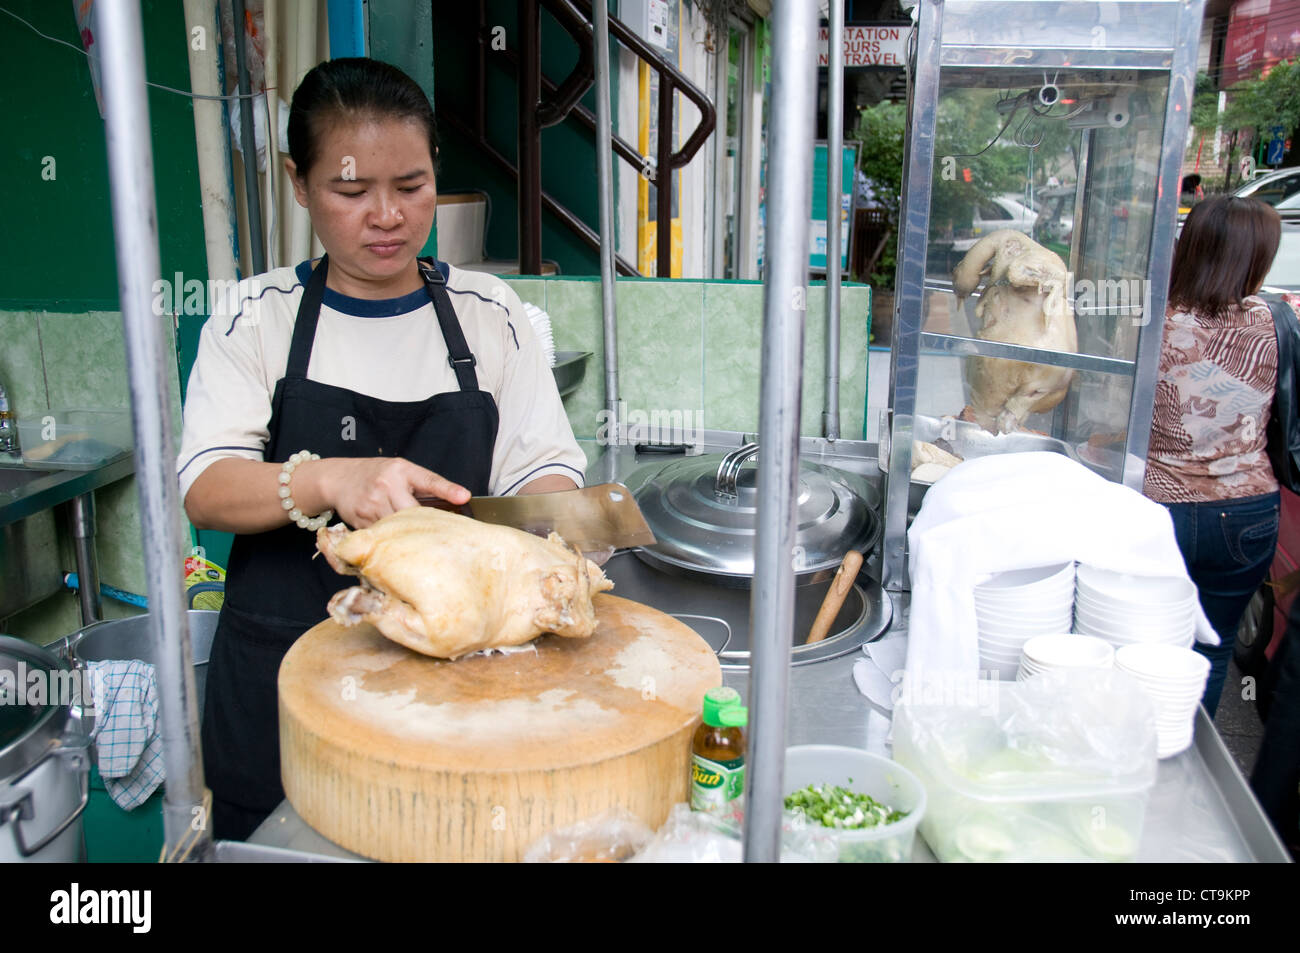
left=1017, top=633, right=1115, bottom=680
left=1114, top=644, right=1210, bottom=758
left=1074, top=565, right=1197, bottom=650
left=974, top=563, right=1076, bottom=680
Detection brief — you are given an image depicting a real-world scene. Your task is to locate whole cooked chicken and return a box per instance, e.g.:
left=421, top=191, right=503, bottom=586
left=951, top=229, right=1077, bottom=434
left=317, top=507, right=614, bottom=659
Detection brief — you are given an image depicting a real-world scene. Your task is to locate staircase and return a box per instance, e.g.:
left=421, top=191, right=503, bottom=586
left=433, top=0, right=714, bottom=278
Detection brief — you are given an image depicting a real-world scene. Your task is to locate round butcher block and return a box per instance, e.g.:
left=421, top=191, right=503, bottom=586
left=278, top=593, right=721, bottom=862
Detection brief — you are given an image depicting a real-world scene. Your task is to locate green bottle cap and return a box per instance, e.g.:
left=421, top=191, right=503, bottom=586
left=719, top=705, right=748, bottom=728
left=701, top=686, right=744, bottom=727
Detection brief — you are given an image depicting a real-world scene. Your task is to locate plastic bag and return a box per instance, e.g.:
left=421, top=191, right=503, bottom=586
left=893, top=668, right=1159, bottom=862
left=628, top=804, right=839, bottom=863
left=522, top=810, right=653, bottom=863
left=899, top=668, right=1157, bottom=788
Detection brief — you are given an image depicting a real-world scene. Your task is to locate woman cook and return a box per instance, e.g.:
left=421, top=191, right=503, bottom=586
left=178, top=58, right=586, bottom=839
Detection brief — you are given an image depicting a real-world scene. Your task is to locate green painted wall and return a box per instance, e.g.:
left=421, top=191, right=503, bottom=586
left=367, top=0, right=438, bottom=257
left=0, top=0, right=208, bottom=311
left=430, top=0, right=615, bottom=275
left=0, top=1, right=204, bottom=641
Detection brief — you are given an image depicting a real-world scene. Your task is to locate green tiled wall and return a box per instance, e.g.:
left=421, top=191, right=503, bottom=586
left=504, top=277, right=871, bottom=441
left=0, top=309, right=185, bottom=644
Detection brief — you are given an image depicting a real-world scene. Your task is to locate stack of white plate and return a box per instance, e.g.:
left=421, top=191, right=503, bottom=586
left=974, top=563, right=1076, bottom=680
left=1115, top=644, right=1209, bottom=758
left=1017, top=633, right=1115, bottom=680
left=1074, top=565, right=1197, bottom=650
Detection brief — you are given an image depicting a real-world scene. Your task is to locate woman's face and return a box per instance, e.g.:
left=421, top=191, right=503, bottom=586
left=287, top=116, right=437, bottom=298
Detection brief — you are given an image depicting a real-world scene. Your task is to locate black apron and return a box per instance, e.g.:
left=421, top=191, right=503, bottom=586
left=201, top=256, right=499, bottom=839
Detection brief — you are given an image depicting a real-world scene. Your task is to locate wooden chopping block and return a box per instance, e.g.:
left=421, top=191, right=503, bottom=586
left=278, top=593, right=722, bottom=862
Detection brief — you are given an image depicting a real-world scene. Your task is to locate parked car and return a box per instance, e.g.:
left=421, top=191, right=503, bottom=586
left=1261, top=211, right=1300, bottom=292
left=1234, top=166, right=1300, bottom=206
left=1023, top=186, right=1075, bottom=245
left=948, top=194, right=1037, bottom=252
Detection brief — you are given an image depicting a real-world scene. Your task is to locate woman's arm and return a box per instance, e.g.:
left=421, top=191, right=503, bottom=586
left=517, top=473, right=578, bottom=495
left=184, top=456, right=470, bottom=533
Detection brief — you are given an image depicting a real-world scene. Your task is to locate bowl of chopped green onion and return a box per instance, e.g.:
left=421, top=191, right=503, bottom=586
left=784, top=745, right=926, bottom=862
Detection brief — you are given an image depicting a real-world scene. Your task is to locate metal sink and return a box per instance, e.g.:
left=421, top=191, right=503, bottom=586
left=0, top=465, right=48, bottom=495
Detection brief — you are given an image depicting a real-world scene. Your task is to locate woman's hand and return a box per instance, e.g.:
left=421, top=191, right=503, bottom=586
left=315, top=457, right=470, bottom=528
left=184, top=456, right=469, bottom=534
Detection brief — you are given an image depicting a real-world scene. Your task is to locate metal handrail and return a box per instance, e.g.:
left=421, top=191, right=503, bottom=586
left=566, top=0, right=716, bottom=277
left=448, top=0, right=716, bottom=277
left=437, top=111, right=642, bottom=276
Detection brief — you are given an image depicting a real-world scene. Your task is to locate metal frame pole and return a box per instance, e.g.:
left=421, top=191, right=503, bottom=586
left=743, top=0, right=819, bottom=863
left=94, top=0, right=210, bottom=859
left=68, top=494, right=102, bottom=625
left=881, top=0, right=942, bottom=592
left=518, top=0, right=544, bottom=274
left=593, top=0, right=620, bottom=451
left=824, top=0, right=844, bottom=441
left=1121, top=0, right=1206, bottom=490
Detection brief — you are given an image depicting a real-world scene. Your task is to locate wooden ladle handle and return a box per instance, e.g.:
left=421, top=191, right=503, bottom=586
left=805, top=550, right=864, bottom=644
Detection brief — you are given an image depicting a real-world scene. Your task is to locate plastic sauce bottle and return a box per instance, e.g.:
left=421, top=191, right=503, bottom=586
left=690, top=686, right=748, bottom=813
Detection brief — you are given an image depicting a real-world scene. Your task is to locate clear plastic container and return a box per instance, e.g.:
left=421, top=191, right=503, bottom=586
left=18, top=409, right=132, bottom=470
left=784, top=745, right=926, bottom=863
left=893, top=671, right=1157, bottom=862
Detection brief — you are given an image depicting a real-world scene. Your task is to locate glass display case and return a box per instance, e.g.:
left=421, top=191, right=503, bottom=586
left=882, top=0, right=1205, bottom=589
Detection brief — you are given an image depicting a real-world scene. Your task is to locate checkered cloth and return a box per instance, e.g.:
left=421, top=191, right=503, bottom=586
left=87, top=660, right=164, bottom=810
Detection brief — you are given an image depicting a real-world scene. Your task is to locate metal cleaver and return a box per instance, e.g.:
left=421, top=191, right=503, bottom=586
left=417, top=483, right=656, bottom=560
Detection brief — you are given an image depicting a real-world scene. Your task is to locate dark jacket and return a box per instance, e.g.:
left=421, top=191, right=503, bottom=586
left=1265, top=297, right=1300, bottom=493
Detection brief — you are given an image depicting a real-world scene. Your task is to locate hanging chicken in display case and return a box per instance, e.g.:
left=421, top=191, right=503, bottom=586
left=950, top=229, right=1078, bottom=434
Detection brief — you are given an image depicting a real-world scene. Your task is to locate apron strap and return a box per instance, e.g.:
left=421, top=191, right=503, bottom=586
left=419, top=259, right=481, bottom=392
left=285, top=255, right=330, bottom=380
left=287, top=255, right=481, bottom=392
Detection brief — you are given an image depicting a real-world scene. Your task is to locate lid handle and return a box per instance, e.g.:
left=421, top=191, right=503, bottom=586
left=714, top=442, right=759, bottom=501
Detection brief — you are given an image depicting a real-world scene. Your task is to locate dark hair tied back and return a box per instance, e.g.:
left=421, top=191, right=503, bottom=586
left=287, top=57, right=439, bottom=179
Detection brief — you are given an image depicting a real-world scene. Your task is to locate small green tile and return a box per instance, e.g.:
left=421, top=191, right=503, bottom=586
left=702, top=282, right=763, bottom=432
left=801, top=286, right=828, bottom=437
left=38, top=311, right=130, bottom=411
left=94, top=478, right=149, bottom=596
left=545, top=280, right=605, bottom=438
left=615, top=280, right=703, bottom=441
left=4, top=591, right=81, bottom=645
left=502, top=278, right=546, bottom=313
left=0, top=310, right=49, bottom=416
left=840, top=286, right=872, bottom=439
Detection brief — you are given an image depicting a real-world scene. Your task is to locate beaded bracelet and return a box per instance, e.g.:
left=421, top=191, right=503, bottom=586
left=278, top=451, right=334, bottom=531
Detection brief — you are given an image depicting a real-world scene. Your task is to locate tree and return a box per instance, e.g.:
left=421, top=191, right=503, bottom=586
left=852, top=100, right=906, bottom=288
left=1194, top=61, right=1300, bottom=189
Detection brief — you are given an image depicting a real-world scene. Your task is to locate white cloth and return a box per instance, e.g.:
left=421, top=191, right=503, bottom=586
left=177, top=261, right=587, bottom=501
left=852, top=635, right=909, bottom=711
left=87, top=660, right=164, bottom=811
left=905, top=452, right=1217, bottom=686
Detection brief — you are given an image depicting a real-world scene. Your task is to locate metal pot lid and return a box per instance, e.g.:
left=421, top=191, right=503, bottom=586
left=0, top=636, right=72, bottom=780
left=625, top=443, right=879, bottom=580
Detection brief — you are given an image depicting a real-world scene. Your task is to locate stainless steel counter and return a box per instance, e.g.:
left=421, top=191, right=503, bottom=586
left=248, top=591, right=1289, bottom=861
left=246, top=433, right=1292, bottom=861
left=0, top=455, right=134, bottom=527
left=0, top=456, right=134, bottom=622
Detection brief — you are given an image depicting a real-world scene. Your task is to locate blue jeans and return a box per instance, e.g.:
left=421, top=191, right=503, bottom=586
left=1163, top=491, right=1281, bottom=717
